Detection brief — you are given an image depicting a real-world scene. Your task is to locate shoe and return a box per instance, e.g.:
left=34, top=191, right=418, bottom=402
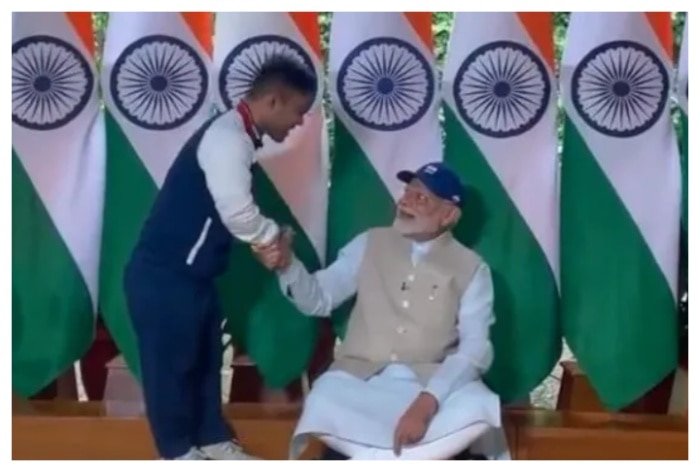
left=320, top=446, right=350, bottom=460
left=452, top=448, right=488, bottom=460
left=199, top=440, right=259, bottom=460
left=169, top=447, right=207, bottom=460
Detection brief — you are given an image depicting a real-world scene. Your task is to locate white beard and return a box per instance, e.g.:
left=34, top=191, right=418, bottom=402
left=392, top=215, right=424, bottom=237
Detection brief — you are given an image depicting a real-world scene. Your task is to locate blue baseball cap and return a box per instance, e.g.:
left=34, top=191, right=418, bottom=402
left=397, top=162, right=466, bottom=208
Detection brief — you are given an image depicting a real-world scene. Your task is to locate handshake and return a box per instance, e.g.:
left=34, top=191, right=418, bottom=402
left=251, top=226, right=295, bottom=271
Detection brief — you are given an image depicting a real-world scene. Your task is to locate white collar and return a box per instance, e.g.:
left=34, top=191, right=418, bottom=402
left=411, top=239, right=434, bottom=257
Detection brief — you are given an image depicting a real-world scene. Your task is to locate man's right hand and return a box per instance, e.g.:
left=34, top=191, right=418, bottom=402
left=252, top=227, right=294, bottom=271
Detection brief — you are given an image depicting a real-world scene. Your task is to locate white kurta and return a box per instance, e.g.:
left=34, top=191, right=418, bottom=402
left=278, top=232, right=508, bottom=459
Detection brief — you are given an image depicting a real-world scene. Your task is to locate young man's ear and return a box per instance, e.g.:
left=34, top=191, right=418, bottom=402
left=274, top=85, right=293, bottom=105
left=266, top=93, right=277, bottom=110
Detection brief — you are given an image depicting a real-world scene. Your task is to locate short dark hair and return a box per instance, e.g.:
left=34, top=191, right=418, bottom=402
left=247, top=55, right=317, bottom=99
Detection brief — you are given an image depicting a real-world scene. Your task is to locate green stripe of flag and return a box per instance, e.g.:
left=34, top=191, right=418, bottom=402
left=444, top=106, right=561, bottom=403
left=13, top=151, right=94, bottom=396
left=561, top=115, right=677, bottom=410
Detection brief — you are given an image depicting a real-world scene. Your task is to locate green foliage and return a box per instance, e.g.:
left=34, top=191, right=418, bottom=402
left=92, top=12, right=108, bottom=71
left=433, top=12, right=453, bottom=66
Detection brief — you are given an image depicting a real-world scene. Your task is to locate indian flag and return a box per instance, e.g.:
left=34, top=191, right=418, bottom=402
left=212, top=12, right=329, bottom=387
left=561, top=12, right=681, bottom=410
left=12, top=12, right=105, bottom=396
left=99, top=13, right=214, bottom=378
left=442, top=13, right=560, bottom=403
left=328, top=12, right=442, bottom=333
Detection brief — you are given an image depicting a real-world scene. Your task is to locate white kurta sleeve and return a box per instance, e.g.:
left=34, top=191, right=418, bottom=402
left=197, top=118, right=280, bottom=246
left=277, top=232, right=368, bottom=317
left=423, top=263, right=495, bottom=405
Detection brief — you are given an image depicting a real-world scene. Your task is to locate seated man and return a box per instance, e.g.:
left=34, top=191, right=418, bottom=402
left=255, top=162, right=504, bottom=460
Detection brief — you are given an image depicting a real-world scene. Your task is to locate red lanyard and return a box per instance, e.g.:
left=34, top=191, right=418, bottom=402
left=236, top=100, right=262, bottom=149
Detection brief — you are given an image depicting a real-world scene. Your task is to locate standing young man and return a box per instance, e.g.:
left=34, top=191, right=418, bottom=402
left=123, top=57, right=316, bottom=460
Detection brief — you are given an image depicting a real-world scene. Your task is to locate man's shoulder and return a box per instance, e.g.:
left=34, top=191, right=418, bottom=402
left=363, top=226, right=405, bottom=245
left=365, top=226, right=395, bottom=237
left=447, top=234, right=485, bottom=266
left=193, top=109, right=256, bottom=172
left=338, top=227, right=390, bottom=254
left=200, top=108, right=251, bottom=149
left=442, top=237, right=489, bottom=293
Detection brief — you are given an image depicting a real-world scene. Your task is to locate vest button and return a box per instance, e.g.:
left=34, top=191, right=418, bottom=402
left=390, top=353, right=398, bottom=362
left=407, top=274, right=415, bottom=282
left=402, top=300, right=410, bottom=309
left=397, top=326, right=406, bottom=334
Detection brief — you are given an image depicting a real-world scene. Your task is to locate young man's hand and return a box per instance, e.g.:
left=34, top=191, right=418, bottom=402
left=251, top=227, right=294, bottom=271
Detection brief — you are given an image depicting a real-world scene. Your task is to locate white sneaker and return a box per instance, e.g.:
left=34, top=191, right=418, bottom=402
left=170, top=447, right=207, bottom=460
left=199, top=440, right=259, bottom=460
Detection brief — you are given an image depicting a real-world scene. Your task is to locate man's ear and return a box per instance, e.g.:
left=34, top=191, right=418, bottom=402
left=266, top=92, right=278, bottom=110
left=441, top=205, right=461, bottom=228
left=274, top=86, right=292, bottom=107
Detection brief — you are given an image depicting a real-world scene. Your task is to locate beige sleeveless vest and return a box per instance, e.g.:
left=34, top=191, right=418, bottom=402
left=330, top=226, right=482, bottom=385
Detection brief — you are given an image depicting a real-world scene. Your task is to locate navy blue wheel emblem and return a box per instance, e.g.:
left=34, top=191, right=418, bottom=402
left=572, top=40, right=669, bottom=138
left=337, top=37, right=435, bottom=131
left=219, top=35, right=316, bottom=109
left=12, top=35, right=94, bottom=130
left=453, top=41, right=550, bottom=138
left=110, top=35, right=208, bottom=130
